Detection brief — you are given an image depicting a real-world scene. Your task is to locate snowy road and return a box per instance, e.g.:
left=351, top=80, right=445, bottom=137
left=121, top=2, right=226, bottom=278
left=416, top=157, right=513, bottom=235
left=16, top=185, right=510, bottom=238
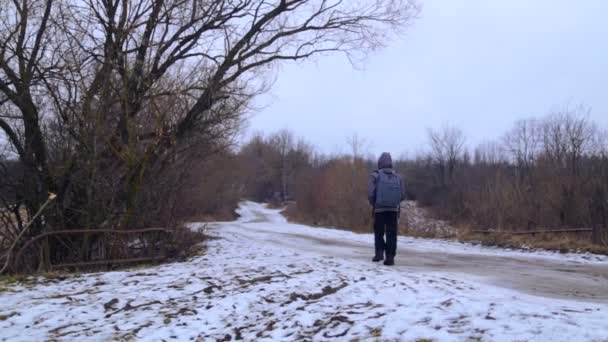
left=232, top=203, right=608, bottom=303
left=1, top=202, right=607, bottom=341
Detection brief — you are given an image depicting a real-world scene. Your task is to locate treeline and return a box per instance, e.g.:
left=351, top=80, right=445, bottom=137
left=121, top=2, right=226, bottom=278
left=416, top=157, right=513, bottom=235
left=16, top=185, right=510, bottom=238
left=237, top=107, right=608, bottom=246
left=415, top=108, right=607, bottom=240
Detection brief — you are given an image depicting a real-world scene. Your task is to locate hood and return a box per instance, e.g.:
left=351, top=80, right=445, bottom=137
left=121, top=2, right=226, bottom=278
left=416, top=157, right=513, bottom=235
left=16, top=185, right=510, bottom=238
left=377, top=152, right=393, bottom=169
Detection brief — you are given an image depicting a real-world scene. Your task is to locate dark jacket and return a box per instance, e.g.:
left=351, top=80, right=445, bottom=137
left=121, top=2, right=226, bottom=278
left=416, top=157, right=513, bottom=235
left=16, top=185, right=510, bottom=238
left=368, top=152, right=406, bottom=212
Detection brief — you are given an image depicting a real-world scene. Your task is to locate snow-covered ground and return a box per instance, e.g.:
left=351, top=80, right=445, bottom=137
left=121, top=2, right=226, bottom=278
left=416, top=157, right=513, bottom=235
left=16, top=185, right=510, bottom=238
left=1, top=202, right=607, bottom=341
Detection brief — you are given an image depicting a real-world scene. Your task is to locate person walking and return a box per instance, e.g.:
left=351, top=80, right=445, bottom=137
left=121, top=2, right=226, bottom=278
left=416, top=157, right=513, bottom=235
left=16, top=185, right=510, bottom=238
left=367, top=152, right=406, bottom=266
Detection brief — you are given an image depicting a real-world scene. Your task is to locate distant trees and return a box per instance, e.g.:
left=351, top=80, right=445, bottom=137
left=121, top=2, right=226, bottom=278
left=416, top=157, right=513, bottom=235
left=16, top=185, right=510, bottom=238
left=239, top=132, right=372, bottom=230
left=428, top=125, right=466, bottom=187
left=402, top=107, right=607, bottom=245
left=272, top=130, right=295, bottom=202
left=239, top=134, right=279, bottom=202
left=239, top=130, right=314, bottom=203
left=473, top=141, right=505, bottom=165
left=503, top=118, right=541, bottom=178
left=346, top=133, right=371, bottom=162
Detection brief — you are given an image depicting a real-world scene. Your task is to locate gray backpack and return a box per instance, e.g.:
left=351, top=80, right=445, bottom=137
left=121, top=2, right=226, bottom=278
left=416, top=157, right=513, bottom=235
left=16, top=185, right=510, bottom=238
left=375, top=170, right=401, bottom=208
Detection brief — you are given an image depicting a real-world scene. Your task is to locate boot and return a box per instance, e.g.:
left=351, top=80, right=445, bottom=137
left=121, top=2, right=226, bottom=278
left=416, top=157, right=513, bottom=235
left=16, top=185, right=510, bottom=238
left=372, top=251, right=384, bottom=262
left=383, top=255, right=395, bottom=266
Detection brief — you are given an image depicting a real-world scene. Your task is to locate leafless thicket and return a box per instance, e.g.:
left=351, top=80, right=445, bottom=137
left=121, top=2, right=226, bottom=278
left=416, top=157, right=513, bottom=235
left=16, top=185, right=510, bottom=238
left=409, top=107, right=608, bottom=246
left=239, top=130, right=313, bottom=204
left=0, top=0, right=420, bottom=273
left=427, top=125, right=466, bottom=187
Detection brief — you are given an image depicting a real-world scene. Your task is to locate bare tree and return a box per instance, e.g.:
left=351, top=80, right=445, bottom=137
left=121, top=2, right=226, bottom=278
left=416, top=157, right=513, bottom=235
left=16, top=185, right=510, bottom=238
left=562, top=107, right=596, bottom=176
left=346, top=133, right=370, bottom=162
left=503, top=118, right=541, bottom=172
left=0, top=0, right=421, bottom=272
left=270, top=129, right=294, bottom=202
left=428, top=125, right=466, bottom=186
left=474, top=140, right=505, bottom=165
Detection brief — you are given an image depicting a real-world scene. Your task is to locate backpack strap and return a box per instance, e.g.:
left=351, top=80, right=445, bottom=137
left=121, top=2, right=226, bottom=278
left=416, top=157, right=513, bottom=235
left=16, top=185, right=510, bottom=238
left=372, top=170, right=379, bottom=207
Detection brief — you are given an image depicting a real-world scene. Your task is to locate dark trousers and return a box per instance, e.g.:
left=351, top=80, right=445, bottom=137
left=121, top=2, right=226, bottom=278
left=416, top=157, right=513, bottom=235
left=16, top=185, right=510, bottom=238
left=373, top=211, right=398, bottom=258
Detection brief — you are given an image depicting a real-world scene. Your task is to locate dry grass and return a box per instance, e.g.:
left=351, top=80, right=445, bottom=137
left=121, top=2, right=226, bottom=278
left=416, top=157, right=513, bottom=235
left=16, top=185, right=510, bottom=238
left=281, top=203, right=317, bottom=226
left=286, top=201, right=458, bottom=238
left=0, top=274, right=35, bottom=292
left=282, top=203, right=371, bottom=234
left=187, top=212, right=236, bottom=223
left=284, top=202, right=608, bottom=256
left=0, top=208, right=29, bottom=245
left=265, top=201, right=286, bottom=210
left=458, top=228, right=608, bottom=255
left=0, top=312, right=19, bottom=321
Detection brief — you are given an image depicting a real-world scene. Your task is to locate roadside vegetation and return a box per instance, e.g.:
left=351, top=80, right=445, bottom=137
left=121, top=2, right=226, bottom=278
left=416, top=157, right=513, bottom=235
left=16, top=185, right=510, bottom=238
left=238, top=108, right=608, bottom=254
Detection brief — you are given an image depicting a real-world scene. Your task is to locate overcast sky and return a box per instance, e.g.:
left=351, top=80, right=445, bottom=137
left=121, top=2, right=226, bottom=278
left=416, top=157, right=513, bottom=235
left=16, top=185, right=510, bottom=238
left=246, top=0, right=608, bottom=156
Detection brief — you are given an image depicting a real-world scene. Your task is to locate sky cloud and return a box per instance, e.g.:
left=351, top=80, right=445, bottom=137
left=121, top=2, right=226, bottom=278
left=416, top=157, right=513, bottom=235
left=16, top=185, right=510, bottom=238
left=249, top=0, right=608, bottom=156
